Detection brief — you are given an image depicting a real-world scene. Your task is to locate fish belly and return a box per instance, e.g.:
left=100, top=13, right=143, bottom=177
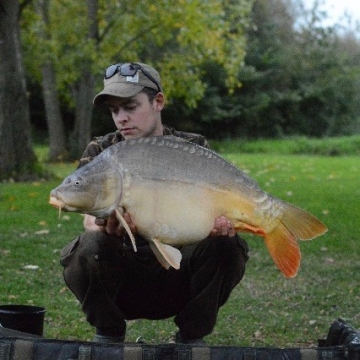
left=122, top=180, right=224, bottom=245
left=121, top=178, right=268, bottom=246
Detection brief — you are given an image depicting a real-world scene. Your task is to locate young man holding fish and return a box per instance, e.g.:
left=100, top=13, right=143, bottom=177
left=59, top=63, right=249, bottom=344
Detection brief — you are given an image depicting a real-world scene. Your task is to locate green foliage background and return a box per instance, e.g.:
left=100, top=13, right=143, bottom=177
left=21, top=0, right=252, bottom=108
left=20, top=0, right=360, bottom=142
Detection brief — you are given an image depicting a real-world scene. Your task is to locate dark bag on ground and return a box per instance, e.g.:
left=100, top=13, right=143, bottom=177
left=1, top=319, right=359, bottom=360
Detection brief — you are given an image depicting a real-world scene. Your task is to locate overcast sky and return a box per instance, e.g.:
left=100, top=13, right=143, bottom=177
left=302, top=0, right=360, bottom=27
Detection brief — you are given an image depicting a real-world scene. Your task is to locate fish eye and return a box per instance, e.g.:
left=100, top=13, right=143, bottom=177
left=74, top=179, right=83, bottom=186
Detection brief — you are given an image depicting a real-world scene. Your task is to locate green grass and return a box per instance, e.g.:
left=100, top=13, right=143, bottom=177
left=0, top=138, right=359, bottom=347
left=210, top=135, right=360, bottom=156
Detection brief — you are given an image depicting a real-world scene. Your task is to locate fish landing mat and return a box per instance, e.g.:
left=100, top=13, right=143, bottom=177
left=0, top=319, right=359, bottom=360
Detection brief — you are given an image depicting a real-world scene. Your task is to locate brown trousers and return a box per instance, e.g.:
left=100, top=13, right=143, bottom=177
left=60, top=232, right=248, bottom=339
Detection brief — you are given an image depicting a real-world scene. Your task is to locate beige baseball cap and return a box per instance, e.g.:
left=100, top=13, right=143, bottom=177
left=93, top=62, right=162, bottom=106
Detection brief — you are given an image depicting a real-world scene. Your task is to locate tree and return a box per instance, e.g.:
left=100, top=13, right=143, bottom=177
left=0, top=0, right=37, bottom=180
left=70, top=0, right=98, bottom=158
left=193, top=0, right=360, bottom=139
left=292, top=1, right=360, bottom=136
left=21, top=0, right=253, bottom=157
left=35, top=0, right=67, bottom=161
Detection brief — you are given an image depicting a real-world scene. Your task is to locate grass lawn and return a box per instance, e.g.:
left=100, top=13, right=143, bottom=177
left=0, top=143, right=359, bottom=347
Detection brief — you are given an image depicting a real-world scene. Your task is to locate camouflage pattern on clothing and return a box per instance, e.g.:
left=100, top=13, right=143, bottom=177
left=0, top=330, right=355, bottom=360
left=77, top=126, right=209, bottom=168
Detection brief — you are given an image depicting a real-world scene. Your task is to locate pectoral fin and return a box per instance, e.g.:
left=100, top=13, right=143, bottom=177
left=115, top=209, right=137, bottom=252
left=233, top=221, right=266, bottom=236
left=150, top=239, right=182, bottom=270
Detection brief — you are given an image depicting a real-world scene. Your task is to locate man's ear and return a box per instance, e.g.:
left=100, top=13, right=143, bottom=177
left=154, top=92, right=165, bottom=111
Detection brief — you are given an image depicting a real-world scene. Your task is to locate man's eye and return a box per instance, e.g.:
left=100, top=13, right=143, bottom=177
left=125, top=105, right=136, bottom=111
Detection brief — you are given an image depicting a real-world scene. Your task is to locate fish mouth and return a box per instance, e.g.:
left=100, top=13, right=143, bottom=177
left=49, top=195, right=113, bottom=217
left=49, top=196, right=65, bottom=209
left=49, top=195, right=68, bottom=219
left=49, top=196, right=78, bottom=212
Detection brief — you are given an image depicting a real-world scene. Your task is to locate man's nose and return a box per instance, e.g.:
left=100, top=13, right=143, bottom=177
left=113, top=109, right=128, bottom=124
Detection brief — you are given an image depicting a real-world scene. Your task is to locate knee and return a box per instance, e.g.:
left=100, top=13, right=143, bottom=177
left=188, top=235, right=248, bottom=273
left=60, top=231, right=107, bottom=267
left=216, top=236, right=249, bottom=287
left=60, top=232, right=123, bottom=302
left=208, top=235, right=249, bottom=263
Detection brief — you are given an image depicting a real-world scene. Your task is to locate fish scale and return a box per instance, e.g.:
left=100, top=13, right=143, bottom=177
left=49, top=135, right=327, bottom=277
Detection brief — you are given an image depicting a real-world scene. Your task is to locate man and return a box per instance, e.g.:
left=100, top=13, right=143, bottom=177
left=60, top=62, right=249, bottom=344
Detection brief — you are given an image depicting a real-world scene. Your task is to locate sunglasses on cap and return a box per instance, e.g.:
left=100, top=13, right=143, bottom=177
left=104, top=63, right=161, bottom=93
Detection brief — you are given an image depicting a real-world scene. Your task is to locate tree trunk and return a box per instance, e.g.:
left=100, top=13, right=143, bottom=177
left=72, top=71, right=95, bottom=158
left=36, top=0, right=67, bottom=162
left=70, top=0, right=98, bottom=159
left=41, top=63, right=68, bottom=161
left=0, top=0, right=37, bottom=180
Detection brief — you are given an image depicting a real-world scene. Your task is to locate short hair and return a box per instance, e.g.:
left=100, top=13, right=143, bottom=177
left=140, top=87, right=159, bottom=102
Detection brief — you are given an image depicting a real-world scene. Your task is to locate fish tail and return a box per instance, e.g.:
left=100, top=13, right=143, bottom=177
left=263, top=224, right=301, bottom=278
left=280, top=202, right=328, bottom=240
left=263, top=203, right=327, bottom=278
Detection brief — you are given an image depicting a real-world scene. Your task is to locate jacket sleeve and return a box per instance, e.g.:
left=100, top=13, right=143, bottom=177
left=77, top=132, right=120, bottom=169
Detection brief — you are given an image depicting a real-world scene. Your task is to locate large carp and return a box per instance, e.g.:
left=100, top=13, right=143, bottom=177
left=49, top=136, right=327, bottom=277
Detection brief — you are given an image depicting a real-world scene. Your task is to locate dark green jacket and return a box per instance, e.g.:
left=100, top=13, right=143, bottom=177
left=78, top=125, right=209, bottom=168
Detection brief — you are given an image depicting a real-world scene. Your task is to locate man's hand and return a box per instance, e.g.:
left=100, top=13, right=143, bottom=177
left=83, top=212, right=137, bottom=237
left=209, top=216, right=236, bottom=237
left=84, top=213, right=235, bottom=238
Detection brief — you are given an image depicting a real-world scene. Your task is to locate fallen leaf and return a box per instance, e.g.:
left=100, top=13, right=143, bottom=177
left=254, top=330, right=262, bottom=339
left=23, top=265, right=40, bottom=270
left=35, top=229, right=49, bottom=235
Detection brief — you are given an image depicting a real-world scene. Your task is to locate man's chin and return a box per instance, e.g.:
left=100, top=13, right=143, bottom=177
left=121, top=129, right=138, bottom=139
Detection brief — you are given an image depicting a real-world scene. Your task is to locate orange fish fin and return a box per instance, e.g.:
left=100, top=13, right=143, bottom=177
left=233, top=219, right=300, bottom=277
left=150, top=239, right=181, bottom=270
left=264, top=223, right=300, bottom=278
left=233, top=221, right=266, bottom=236
left=281, top=203, right=328, bottom=240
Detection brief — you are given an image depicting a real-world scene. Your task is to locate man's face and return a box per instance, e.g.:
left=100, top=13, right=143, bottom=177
left=106, top=92, right=165, bottom=139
